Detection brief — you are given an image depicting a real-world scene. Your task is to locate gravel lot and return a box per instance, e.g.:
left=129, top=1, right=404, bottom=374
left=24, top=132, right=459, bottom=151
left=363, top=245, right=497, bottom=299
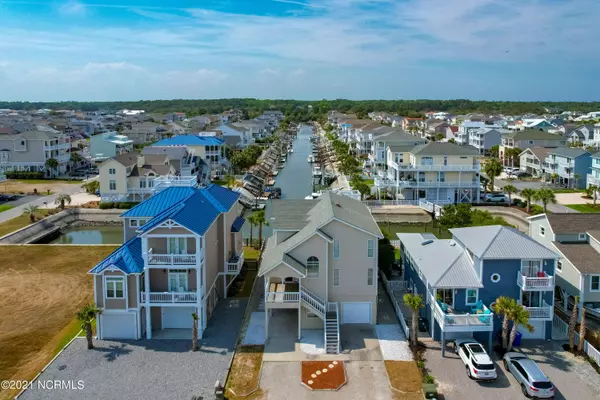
left=375, top=324, right=412, bottom=361
left=20, top=298, right=247, bottom=400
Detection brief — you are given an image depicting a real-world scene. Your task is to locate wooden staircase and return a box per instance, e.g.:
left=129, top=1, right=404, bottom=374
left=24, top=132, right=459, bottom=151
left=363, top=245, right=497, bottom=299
left=299, top=286, right=340, bottom=354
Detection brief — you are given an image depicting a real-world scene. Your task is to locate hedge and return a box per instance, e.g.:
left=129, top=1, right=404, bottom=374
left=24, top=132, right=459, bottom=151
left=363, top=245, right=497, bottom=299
left=99, top=202, right=139, bottom=209
left=5, top=171, right=44, bottom=180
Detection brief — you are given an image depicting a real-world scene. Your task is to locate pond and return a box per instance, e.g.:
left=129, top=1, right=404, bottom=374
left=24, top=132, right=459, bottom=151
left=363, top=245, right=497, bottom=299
left=49, top=226, right=124, bottom=244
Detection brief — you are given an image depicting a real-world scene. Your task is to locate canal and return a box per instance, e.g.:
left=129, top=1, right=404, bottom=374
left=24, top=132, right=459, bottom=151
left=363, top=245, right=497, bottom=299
left=49, top=226, right=124, bottom=244
left=242, top=124, right=315, bottom=239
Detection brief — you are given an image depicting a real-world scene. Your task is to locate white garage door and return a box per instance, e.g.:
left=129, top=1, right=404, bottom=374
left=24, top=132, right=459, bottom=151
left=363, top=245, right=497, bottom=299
left=101, top=313, right=137, bottom=339
left=520, top=321, right=546, bottom=339
left=341, top=302, right=371, bottom=324
left=162, top=307, right=196, bottom=329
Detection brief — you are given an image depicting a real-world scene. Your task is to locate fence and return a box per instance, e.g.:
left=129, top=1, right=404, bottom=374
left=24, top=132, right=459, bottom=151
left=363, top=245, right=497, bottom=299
left=390, top=240, right=400, bottom=249
left=381, top=272, right=410, bottom=339
left=552, top=314, right=600, bottom=366
left=362, top=200, right=419, bottom=208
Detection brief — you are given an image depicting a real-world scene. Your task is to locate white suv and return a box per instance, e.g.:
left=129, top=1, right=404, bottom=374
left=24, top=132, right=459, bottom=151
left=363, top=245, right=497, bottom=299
left=455, top=339, right=497, bottom=381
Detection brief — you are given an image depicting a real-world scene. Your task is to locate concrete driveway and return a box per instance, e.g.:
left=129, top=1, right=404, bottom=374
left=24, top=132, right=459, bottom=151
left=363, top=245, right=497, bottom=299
left=20, top=298, right=247, bottom=400
left=424, top=340, right=599, bottom=400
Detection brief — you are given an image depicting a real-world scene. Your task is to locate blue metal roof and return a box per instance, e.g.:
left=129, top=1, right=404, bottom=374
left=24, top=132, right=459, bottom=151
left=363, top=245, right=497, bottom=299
left=154, top=135, right=224, bottom=147
left=121, top=187, right=196, bottom=218
left=205, top=184, right=241, bottom=211
left=231, top=216, right=245, bottom=232
left=89, top=237, right=144, bottom=275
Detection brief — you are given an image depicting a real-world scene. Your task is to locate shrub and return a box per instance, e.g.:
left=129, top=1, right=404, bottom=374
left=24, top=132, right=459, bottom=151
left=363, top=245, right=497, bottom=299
left=422, top=375, right=435, bottom=384
left=99, top=201, right=138, bottom=209
left=416, top=361, right=425, bottom=369
left=5, top=171, right=44, bottom=180
left=530, top=204, right=544, bottom=215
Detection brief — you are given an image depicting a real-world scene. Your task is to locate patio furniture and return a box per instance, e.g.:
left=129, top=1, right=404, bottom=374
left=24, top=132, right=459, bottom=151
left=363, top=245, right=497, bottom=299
left=471, top=300, right=484, bottom=314
left=437, top=301, right=449, bottom=313
left=478, top=309, right=491, bottom=324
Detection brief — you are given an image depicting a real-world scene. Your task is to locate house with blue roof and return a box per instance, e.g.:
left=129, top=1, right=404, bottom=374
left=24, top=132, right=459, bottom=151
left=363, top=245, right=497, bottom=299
left=153, top=135, right=228, bottom=176
left=89, top=184, right=245, bottom=340
left=398, top=225, right=559, bottom=356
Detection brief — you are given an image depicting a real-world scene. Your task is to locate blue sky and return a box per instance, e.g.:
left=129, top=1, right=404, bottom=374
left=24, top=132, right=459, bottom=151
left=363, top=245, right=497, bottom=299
left=0, top=0, right=599, bottom=101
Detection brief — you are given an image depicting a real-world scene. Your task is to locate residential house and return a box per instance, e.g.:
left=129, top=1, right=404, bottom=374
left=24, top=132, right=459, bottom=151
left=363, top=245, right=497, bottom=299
left=369, top=129, right=426, bottom=171
left=142, top=146, right=210, bottom=185
left=444, top=126, right=458, bottom=141
left=217, top=123, right=254, bottom=148
left=519, top=147, right=553, bottom=177
left=122, top=122, right=168, bottom=145
left=457, top=121, right=502, bottom=145
left=587, top=152, right=600, bottom=188
left=0, top=130, right=71, bottom=177
left=90, top=131, right=133, bottom=163
left=499, top=130, right=567, bottom=166
left=327, top=111, right=356, bottom=125
left=567, top=125, right=596, bottom=147
left=375, top=142, right=481, bottom=204
left=468, top=128, right=506, bottom=155
left=507, top=119, right=556, bottom=131
left=90, top=184, right=244, bottom=340
left=529, top=214, right=600, bottom=317
left=153, top=135, right=228, bottom=175
left=401, top=118, right=424, bottom=134
left=399, top=225, right=559, bottom=355
left=258, top=192, right=383, bottom=353
left=544, top=148, right=592, bottom=188
left=424, top=120, right=450, bottom=139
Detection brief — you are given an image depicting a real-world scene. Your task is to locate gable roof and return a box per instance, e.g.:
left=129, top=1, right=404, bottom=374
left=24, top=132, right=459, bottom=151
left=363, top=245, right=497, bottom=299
left=410, top=142, right=479, bottom=156
left=450, top=225, right=559, bottom=260
left=502, top=129, right=562, bottom=141
left=545, top=213, right=600, bottom=234
left=520, top=147, right=552, bottom=160
left=89, top=237, right=144, bottom=274
left=120, top=186, right=197, bottom=217
left=552, top=242, right=600, bottom=274
left=154, top=135, right=224, bottom=147
left=547, top=147, right=590, bottom=158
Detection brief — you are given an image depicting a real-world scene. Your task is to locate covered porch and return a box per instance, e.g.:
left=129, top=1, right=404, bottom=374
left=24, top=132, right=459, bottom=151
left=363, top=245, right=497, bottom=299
left=142, top=304, right=204, bottom=340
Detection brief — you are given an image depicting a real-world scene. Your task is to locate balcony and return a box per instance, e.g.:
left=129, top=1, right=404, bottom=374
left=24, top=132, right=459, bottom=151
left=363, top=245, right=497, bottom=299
left=141, top=292, right=198, bottom=304
left=392, top=163, right=480, bottom=171
left=153, top=176, right=198, bottom=192
left=429, top=293, right=494, bottom=332
left=522, top=301, right=553, bottom=320
left=147, top=249, right=197, bottom=266
left=516, top=272, right=554, bottom=291
left=587, top=174, right=600, bottom=187
left=227, top=252, right=244, bottom=274
left=265, top=280, right=300, bottom=308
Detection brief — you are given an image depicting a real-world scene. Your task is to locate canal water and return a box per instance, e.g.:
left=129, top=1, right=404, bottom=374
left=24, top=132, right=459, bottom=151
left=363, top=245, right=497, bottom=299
left=50, top=226, right=123, bottom=244
left=242, top=124, right=315, bottom=239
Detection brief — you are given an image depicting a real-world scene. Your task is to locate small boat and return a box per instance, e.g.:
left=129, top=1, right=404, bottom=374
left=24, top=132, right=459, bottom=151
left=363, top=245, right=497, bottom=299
left=290, top=148, right=294, bottom=153
left=307, top=155, right=314, bottom=163
left=312, top=166, right=322, bottom=177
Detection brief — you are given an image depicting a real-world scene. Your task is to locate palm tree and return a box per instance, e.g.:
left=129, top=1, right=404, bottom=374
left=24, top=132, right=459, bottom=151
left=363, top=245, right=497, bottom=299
left=578, top=306, right=586, bottom=354
left=592, top=185, right=599, bottom=205
left=569, top=295, right=580, bottom=352
left=573, top=173, right=581, bottom=189
left=480, top=175, right=490, bottom=197
left=247, top=213, right=258, bottom=248
left=82, top=180, right=100, bottom=194
left=70, top=151, right=83, bottom=171
left=484, top=158, right=503, bottom=191
left=520, top=188, right=536, bottom=213
left=551, top=173, right=559, bottom=186
left=45, top=158, right=59, bottom=178
left=224, top=174, right=235, bottom=189
left=507, top=305, right=533, bottom=352
left=54, top=193, right=72, bottom=210
left=403, top=293, right=424, bottom=346
left=503, top=184, right=517, bottom=204
left=493, top=296, right=516, bottom=350
left=76, top=304, right=101, bottom=350
left=533, top=188, right=557, bottom=213
left=24, top=205, right=39, bottom=223
left=254, top=209, right=269, bottom=247
left=192, top=312, right=199, bottom=351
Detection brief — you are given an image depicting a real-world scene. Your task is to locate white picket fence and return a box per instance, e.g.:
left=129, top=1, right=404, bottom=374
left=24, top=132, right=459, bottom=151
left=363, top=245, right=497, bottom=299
left=381, top=272, right=410, bottom=339
left=552, top=314, right=600, bottom=366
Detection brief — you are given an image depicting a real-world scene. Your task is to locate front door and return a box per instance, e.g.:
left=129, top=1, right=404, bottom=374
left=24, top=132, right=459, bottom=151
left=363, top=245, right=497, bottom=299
left=522, top=291, right=541, bottom=308
left=522, top=260, right=541, bottom=277
left=437, top=289, right=454, bottom=308
left=167, top=237, right=187, bottom=254
left=169, top=270, right=189, bottom=292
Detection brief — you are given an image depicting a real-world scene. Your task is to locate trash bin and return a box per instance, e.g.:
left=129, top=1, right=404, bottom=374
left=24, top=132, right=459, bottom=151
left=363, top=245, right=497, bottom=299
left=513, top=331, right=522, bottom=347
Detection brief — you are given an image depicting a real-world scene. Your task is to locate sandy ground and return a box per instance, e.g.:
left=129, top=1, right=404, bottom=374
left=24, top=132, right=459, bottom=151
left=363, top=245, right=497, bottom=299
left=39, top=193, right=100, bottom=209
left=555, top=192, right=596, bottom=205
left=0, top=180, right=83, bottom=195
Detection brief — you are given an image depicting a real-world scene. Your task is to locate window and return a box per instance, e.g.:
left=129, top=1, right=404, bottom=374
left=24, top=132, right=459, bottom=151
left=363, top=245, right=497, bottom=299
left=140, top=180, right=147, bottom=188
left=333, top=269, right=340, bottom=287
left=367, top=239, right=374, bottom=258
left=579, top=233, right=587, bottom=240
left=167, top=237, right=187, bottom=254
left=557, top=261, right=562, bottom=272
left=367, top=268, right=374, bottom=286
left=466, top=289, right=478, bottom=305
left=591, top=276, right=600, bottom=292
left=168, top=269, right=188, bottom=292
left=109, top=168, right=116, bottom=175
left=333, top=239, right=340, bottom=259
left=105, top=277, right=124, bottom=298
left=129, top=219, right=138, bottom=227
left=139, top=219, right=147, bottom=227
left=109, top=180, right=116, bottom=191
left=307, top=256, right=319, bottom=278
left=491, top=273, right=501, bottom=283
left=539, top=226, right=545, bottom=237
left=438, top=172, right=445, bottom=182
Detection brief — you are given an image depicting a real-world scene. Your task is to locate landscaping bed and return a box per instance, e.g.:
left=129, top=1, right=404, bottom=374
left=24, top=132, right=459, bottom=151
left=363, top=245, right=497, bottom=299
left=301, top=361, right=346, bottom=390
left=225, top=345, right=264, bottom=398
left=385, top=360, right=422, bottom=393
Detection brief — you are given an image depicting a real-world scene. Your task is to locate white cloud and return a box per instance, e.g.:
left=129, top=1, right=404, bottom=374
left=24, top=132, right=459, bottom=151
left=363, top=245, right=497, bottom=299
left=58, top=0, right=87, bottom=16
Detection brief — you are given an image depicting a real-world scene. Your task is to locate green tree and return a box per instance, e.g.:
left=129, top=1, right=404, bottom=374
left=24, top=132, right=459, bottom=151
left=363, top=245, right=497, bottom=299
left=483, top=158, right=503, bottom=191
left=503, top=184, right=517, bottom=204
left=507, top=304, right=534, bottom=352
left=378, top=238, right=396, bottom=278
left=573, top=173, right=581, bottom=189
left=224, top=174, right=236, bottom=189
left=247, top=213, right=258, bottom=248
left=45, top=158, right=59, bottom=177
left=55, top=193, right=72, bottom=210
left=254, top=209, right=269, bottom=247
left=403, top=293, right=424, bottom=346
left=551, top=173, right=559, bottom=185
left=578, top=306, right=587, bottom=354
left=192, top=312, right=199, bottom=351
left=489, top=145, right=499, bottom=158
left=533, top=188, right=556, bottom=213
left=569, top=295, right=580, bottom=352
left=70, top=151, right=83, bottom=171
left=520, top=188, right=536, bottom=213
left=24, top=205, right=39, bottom=223
left=439, top=203, right=473, bottom=229
left=493, top=296, right=516, bottom=350
left=76, top=304, right=101, bottom=350
left=82, top=180, right=100, bottom=194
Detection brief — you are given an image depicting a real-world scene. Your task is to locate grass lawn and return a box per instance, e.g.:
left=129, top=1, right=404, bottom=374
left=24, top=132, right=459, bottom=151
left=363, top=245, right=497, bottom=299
left=385, top=361, right=422, bottom=396
left=0, top=245, right=117, bottom=399
left=364, top=178, right=374, bottom=186
left=0, top=209, right=53, bottom=238
left=379, top=222, right=452, bottom=240
left=566, top=204, right=600, bottom=213
left=0, top=205, right=14, bottom=213
left=225, top=345, right=264, bottom=399
left=243, top=246, right=261, bottom=260
left=552, top=188, right=585, bottom=193
left=211, top=179, right=227, bottom=186
left=0, top=180, right=80, bottom=195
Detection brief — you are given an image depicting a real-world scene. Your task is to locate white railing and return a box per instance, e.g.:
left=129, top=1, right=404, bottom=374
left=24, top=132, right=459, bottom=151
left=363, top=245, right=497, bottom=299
left=552, top=314, right=600, bottom=366
left=141, top=291, right=198, bottom=303
left=390, top=239, right=401, bottom=248
left=227, top=253, right=244, bottom=274
left=429, top=292, right=494, bottom=331
left=147, top=251, right=197, bottom=265
left=380, top=272, right=410, bottom=338
left=363, top=200, right=419, bottom=207
left=391, top=164, right=480, bottom=171
left=265, top=291, right=300, bottom=303
left=516, top=272, right=554, bottom=291
left=300, top=286, right=326, bottom=317
left=152, top=176, right=198, bottom=192
left=419, top=200, right=434, bottom=212
left=523, top=301, right=553, bottom=320
left=325, top=301, right=340, bottom=354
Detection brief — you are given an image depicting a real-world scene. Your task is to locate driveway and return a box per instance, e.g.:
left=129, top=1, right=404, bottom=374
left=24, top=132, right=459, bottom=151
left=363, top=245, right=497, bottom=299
left=20, top=298, right=247, bottom=400
left=494, top=178, right=576, bottom=213
left=424, top=340, right=598, bottom=400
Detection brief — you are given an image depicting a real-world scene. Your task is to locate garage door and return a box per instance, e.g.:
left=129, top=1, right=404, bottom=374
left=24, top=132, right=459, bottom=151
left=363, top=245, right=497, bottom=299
left=520, top=321, right=546, bottom=339
left=101, top=313, right=137, bottom=339
left=341, top=302, right=371, bottom=324
left=162, top=307, right=196, bottom=329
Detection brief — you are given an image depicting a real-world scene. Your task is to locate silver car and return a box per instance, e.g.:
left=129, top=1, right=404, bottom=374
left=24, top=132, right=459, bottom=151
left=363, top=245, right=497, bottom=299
left=503, top=352, right=555, bottom=398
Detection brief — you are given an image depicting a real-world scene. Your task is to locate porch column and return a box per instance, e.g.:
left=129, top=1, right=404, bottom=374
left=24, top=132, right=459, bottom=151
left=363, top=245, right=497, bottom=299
left=441, top=330, right=445, bottom=357
left=488, top=331, right=492, bottom=354
left=265, top=305, right=269, bottom=341
left=144, top=269, right=151, bottom=339
left=298, top=300, right=302, bottom=340
left=145, top=304, right=152, bottom=339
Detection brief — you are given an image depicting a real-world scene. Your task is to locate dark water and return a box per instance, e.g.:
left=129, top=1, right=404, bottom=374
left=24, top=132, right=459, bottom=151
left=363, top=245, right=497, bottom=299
left=50, top=226, right=124, bottom=244
left=243, top=124, right=314, bottom=239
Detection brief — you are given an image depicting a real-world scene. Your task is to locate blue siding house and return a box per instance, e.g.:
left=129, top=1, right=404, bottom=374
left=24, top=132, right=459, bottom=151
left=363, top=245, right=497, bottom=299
left=399, top=225, right=559, bottom=355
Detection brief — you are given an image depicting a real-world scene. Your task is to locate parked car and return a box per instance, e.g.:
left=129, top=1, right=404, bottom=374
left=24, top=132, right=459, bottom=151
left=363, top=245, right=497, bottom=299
left=454, top=339, right=497, bottom=381
left=504, top=167, right=519, bottom=175
left=485, top=193, right=507, bottom=203
left=503, top=352, right=555, bottom=398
